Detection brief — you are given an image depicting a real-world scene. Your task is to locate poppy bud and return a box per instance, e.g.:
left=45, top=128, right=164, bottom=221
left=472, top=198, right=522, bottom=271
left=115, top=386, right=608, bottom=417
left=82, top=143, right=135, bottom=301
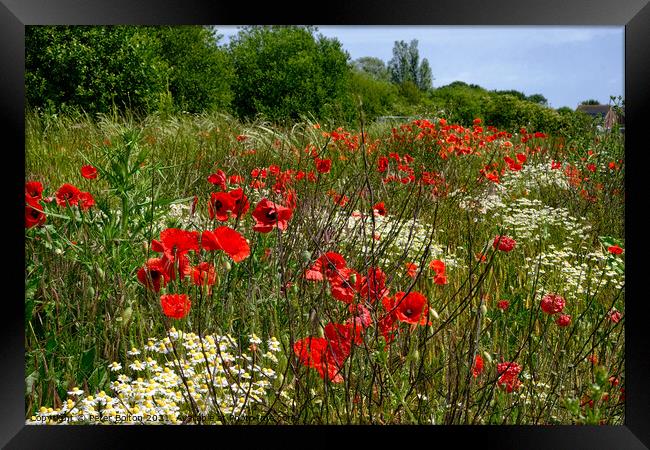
left=482, top=351, right=493, bottom=364
left=122, top=306, right=132, bottom=324
left=301, top=250, right=312, bottom=263
left=87, top=286, right=95, bottom=299
left=291, top=284, right=299, bottom=295
left=413, top=349, right=420, bottom=362
left=222, top=260, right=232, bottom=271
left=349, top=273, right=357, bottom=285
left=430, top=308, right=439, bottom=320
left=480, top=304, right=488, bottom=315
left=97, top=267, right=105, bottom=280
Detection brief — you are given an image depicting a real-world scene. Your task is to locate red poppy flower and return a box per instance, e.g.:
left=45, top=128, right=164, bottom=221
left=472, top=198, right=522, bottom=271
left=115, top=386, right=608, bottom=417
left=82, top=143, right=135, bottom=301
left=191, top=262, right=217, bottom=286
left=154, top=228, right=200, bottom=263
left=496, top=361, right=522, bottom=392
left=201, top=227, right=250, bottom=263
left=25, top=181, right=43, bottom=202
left=207, top=170, right=227, bottom=191
left=330, top=193, right=349, bottom=206
left=324, top=322, right=363, bottom=361
left=25, top=198, right=46, bottom=229
left=228, top=188, right=250, bottom=218
left=504, top=156, right=522, bottom=171
left=137, top=258, right=171, bottom=292
left=293, top=337, right=344, bottom=383
left=228, top=174, right=244, bottom=185
left=373, top=202, right=386, bottom=216
left=81, top=165, right=98, bottom=179
left=283, top=189, right=298, bottom=210
left=252, top=199, right=293, bottom=233
left=493, top=235, right=516, bottom=252
left=305, top=252, right=347, bottom=281
left=315, top=158, right=332, bottom=174
left=378, top=313, right=399, bottom=344
left=346, top=303, right=372, bottom=329
left=160, top=293, right=191, bottom=319
left=497, top=300, right=510, bottom=311
left=429, top=259, right=445, bottom=274
left=55, top=183, right=82, bottom=207
left=405, top=262, right=418, bottom=278
left=377, top=156, right=389, bottom=173
left=208, top=191, right=235, bottom=221
left=608, top=309, right=622, bottom=324
left=324, top=322, right=363, bottom=362
left=540, top=293, right=566, bottom=315
left=607, top=245, right=623, bottom=255
left=329, top=268, right=361, bottom=304
left=359, top=267, right=388, bottom=303
left=556, top=314, right=571, bottom=327
left=433, top=274, right=448, bottom=285
left=472, top=355, right=484, bottom=378
left=78, top=191, right=95, bottom=210
left=389, top=291, right=430, bottom=325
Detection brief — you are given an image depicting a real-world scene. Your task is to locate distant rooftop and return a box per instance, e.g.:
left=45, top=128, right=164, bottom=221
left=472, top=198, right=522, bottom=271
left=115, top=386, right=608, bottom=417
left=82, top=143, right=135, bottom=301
left=575, top=104, right=612, bottom=116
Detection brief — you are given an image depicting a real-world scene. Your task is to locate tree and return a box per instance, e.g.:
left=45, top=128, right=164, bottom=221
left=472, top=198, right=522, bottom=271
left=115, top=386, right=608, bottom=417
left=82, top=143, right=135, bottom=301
left=228, top=26, right=351, bottom=122
left=26, top=26, right=169, bottom=115
left=149, top=26, right=233, bottom=113
left=353, top=57, right=390, bottom=81
left=494, top=89, right=527, bottom=101
left=581, top=99, right=601, bottom=105
left=526, top=93, right=548, bottom=106
left=387, top=39, right=432, bottom=91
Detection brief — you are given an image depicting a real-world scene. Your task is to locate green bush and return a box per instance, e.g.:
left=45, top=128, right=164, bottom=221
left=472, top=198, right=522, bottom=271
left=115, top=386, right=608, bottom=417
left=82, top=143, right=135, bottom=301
left=26, top=26, right=169, bottom=116
left=148, top=26, right=234, bottom=113
left=228, top=26, right=351, bottom=123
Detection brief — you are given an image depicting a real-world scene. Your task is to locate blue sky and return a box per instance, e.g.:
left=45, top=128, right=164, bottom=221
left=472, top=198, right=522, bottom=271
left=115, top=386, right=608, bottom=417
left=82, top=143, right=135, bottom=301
left=215, top=26, right=624, bottom=109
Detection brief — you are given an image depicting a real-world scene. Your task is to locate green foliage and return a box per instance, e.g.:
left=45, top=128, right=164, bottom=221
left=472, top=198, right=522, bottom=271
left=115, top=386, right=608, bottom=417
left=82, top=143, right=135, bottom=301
left=148, top=26, right=234, bottom=113
left=26, top=26, right=170, bottom=116
left=526, top=93, right=548, bottom=106
left=353, top=56, right=391, bottom=82
left=430, top=82, right=490, bottom=125
left=581, top=99, right=601, bottom=105
left=348, top=70, right=399, bottom=121
left=431, top=82, right=594, bottom=136
left=388, top=39, right=432, bottom=91
left=228, top=26, right=351, bottom=123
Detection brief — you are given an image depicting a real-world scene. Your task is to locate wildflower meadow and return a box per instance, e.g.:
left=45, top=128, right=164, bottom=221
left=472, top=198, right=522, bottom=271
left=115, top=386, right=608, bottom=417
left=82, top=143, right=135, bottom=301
left=25, top=108, right=625, bottom=425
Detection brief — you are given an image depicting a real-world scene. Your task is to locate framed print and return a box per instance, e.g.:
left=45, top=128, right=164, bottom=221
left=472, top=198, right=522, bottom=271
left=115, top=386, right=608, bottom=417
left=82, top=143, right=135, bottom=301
left=3, top=0, right=649, bottom=447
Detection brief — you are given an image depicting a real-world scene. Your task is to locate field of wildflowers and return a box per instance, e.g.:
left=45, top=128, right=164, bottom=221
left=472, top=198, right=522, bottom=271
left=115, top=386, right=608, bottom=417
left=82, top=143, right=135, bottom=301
left=25, top=111, right=624, bottom=424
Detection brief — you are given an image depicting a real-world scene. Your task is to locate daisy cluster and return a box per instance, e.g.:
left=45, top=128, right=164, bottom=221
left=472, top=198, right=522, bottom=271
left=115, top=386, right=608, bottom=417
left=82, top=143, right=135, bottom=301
left=456, top=185, right=507, bottom=217
left=495, top=198, right=591, bottom=244
left=524, top=245, right=624, bottom=300
left=500, top=162, right=571, bottom=194
left=27, top=330, right=287, bottom=425
left=336, top=211, right=462, bottom=268
left=456, top=162, right=570, bottom=218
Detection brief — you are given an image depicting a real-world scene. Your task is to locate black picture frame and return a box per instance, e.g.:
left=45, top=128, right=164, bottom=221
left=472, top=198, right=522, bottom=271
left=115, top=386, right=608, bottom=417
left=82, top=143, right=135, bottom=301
left=4, top=0, right=649, bottom=448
